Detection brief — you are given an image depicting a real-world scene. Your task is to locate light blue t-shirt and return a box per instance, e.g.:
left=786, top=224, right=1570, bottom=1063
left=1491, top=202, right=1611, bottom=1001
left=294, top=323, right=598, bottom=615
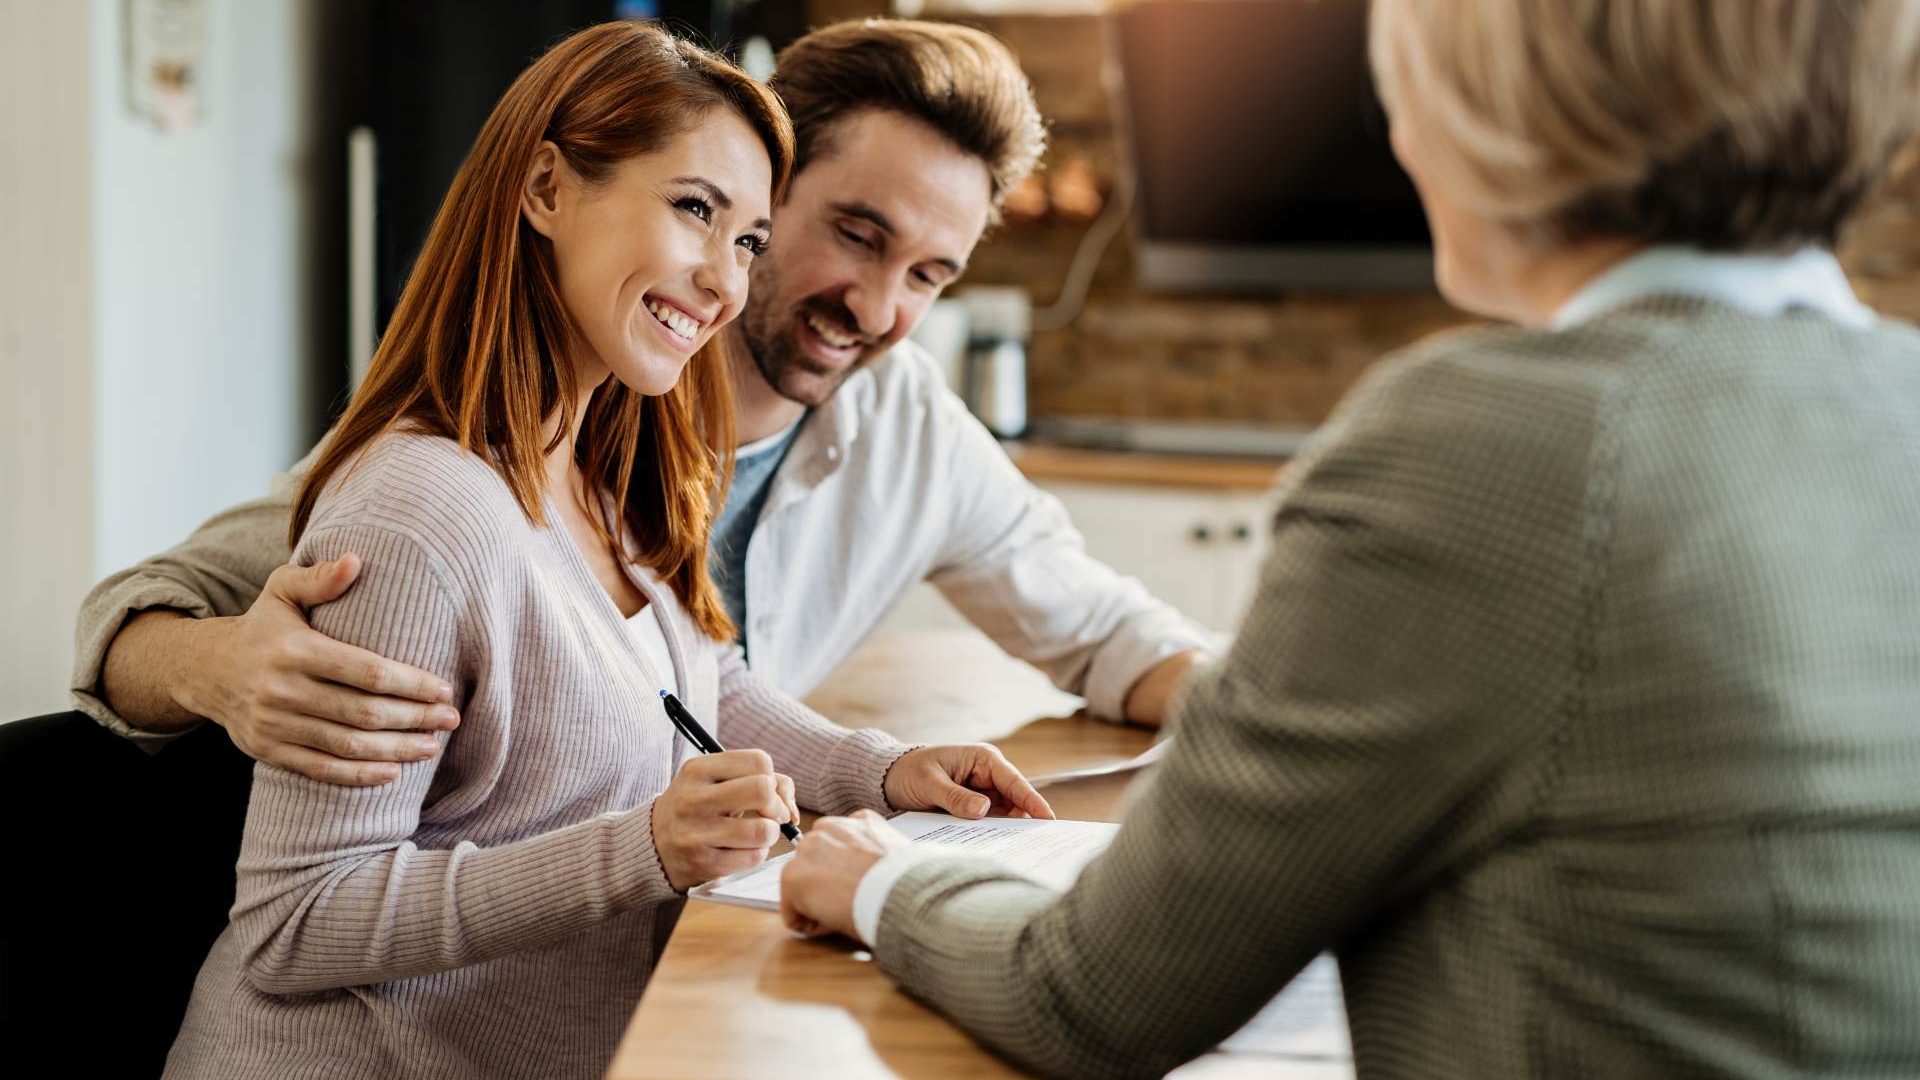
left=709, top=415, right=805, bottom=644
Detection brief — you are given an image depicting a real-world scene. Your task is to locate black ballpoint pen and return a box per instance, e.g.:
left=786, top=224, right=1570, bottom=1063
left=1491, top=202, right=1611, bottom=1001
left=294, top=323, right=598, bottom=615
left=659, top=690, right=802, bottom=843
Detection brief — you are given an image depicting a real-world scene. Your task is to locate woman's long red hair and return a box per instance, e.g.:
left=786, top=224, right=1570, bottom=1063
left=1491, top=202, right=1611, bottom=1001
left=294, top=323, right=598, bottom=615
left=292, top=22, right=792, bottom=641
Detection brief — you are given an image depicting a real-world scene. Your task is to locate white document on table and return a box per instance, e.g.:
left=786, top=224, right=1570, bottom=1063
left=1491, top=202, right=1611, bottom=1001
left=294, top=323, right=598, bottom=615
left=688, top=810, right=1353, bottom=1069
left=687, top=811, right=1120, bottom=911
left=1027, top=736, right=1174, bottom=788
left=1216, top=954, right=1352, bottom=1064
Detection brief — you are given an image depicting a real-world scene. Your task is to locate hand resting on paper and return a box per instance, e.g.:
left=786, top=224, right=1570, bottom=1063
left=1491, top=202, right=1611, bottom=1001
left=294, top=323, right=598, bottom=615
left=782, top=745, right=1055, bottom=939
left=780, top=809, right=908, bottom=939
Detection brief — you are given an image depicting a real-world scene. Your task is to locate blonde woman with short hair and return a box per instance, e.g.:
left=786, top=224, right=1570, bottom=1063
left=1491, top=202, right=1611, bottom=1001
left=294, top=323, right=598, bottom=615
left=781, top=2, right=1920, bottom=1076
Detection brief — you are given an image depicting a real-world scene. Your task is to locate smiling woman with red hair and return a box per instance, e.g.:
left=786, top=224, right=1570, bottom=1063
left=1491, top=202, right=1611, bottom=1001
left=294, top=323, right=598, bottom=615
left=159, top=21, right=946, bottom=1080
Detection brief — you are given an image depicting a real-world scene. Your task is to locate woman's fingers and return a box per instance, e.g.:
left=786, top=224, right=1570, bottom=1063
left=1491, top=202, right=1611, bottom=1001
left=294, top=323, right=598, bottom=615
left=699, top=773, right=794, bottom=825
left=704, top=813, right=782, bottom=850
left=930, top=776, right=992, bottom=818
left=985, top=754, right=1054, bottom=820
left=707, top=844, right=774, bottom=878
left=655, top=751, right=800, bottom=889
left=679, top=748, right=776, bottom=784
left=774, top=773, right=800, bottom=833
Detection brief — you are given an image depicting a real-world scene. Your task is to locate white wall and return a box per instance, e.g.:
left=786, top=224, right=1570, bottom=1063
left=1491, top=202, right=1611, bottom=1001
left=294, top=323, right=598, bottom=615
left=0, top=0, right=97, bottom=719
left=91, top=0, right=317, bottom=575
left=0, top=0, right=318, bottom=718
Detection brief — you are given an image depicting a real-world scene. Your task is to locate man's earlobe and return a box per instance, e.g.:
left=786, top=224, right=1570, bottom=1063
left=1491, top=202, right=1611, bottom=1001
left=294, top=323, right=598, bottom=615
left=521, top=141, right=563, bottom=239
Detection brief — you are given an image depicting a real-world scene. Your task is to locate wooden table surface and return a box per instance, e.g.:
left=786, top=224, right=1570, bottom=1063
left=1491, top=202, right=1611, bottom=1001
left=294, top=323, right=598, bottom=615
left=606, top=629, right=1337, bottom=1080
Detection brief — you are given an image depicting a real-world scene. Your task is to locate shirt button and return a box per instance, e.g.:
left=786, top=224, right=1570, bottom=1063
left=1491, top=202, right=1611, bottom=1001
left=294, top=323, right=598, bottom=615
left=825, top=446, right=840, bottom=462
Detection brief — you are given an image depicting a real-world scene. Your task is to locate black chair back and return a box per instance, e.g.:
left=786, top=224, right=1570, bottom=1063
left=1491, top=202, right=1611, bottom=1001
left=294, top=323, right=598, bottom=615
left=0, top=712, right=253, bottom=1078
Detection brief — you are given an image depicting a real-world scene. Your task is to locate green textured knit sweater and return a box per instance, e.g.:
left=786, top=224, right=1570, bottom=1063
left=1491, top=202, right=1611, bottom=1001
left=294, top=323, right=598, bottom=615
left=876, top=298, right=1920, bottom=1079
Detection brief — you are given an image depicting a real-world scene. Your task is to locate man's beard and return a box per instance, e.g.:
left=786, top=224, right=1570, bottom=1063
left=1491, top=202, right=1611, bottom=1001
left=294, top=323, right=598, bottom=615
left=742, top=295, right=881, bottom=408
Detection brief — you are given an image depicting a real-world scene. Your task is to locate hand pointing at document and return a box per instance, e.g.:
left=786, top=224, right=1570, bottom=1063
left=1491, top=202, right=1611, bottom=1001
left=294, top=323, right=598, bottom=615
left=882, top=743, right=1055, bottom=822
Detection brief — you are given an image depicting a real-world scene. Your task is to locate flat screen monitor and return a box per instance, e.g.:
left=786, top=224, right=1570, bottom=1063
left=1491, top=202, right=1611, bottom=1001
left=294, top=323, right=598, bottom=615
left=1114, top=0, right=1433, bottom=291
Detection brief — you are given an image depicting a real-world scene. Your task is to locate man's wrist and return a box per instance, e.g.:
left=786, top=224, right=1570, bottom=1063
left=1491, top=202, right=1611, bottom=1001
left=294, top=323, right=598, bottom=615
left=1120, top=649, right=1205, bottom=726
left=164, top=612, right=225, bottom=722
left=105, top=609, right=220, bottom=732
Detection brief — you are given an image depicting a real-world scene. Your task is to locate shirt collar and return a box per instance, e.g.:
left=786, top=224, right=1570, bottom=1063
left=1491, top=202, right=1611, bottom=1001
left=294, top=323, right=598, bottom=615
left=767, top=346, right=886, bottom=498
left=735, top=412, right=805, bottom=461
left=1550, top=245, right=1877, bottom=332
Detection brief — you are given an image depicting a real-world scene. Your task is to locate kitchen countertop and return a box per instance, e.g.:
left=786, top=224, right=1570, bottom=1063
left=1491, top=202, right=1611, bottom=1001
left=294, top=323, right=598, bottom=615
left=1006, top=442, right=1290, bottom=492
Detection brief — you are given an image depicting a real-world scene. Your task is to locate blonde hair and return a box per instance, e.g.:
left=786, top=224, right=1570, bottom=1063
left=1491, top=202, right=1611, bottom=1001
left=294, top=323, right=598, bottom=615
left=1369, top=0, right=1920, bottom=249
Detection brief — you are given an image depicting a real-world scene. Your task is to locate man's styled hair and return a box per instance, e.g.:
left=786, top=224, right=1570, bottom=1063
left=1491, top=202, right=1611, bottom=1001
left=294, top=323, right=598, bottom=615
left=771, top=18, right=1047, bottom=218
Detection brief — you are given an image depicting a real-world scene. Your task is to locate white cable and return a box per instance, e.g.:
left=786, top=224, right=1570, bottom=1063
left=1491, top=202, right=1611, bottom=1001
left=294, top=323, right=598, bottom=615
left=1031, top=159, right=1134, bottom=334
left=1032, top=22, right=1137, bottom=335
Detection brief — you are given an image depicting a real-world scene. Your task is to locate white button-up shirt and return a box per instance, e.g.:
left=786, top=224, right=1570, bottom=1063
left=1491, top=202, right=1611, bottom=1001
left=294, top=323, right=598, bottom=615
left=735, top=338, right=1213, bottom=719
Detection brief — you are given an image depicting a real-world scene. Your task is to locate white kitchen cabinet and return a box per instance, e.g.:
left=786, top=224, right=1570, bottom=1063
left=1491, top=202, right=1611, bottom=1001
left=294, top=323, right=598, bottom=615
left=881, top=477, right=1280, bottom=636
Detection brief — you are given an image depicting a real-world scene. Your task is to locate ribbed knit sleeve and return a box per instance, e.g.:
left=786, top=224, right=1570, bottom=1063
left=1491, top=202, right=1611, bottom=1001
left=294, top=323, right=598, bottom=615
left=715, top=646, right=912, bottom=816
left=921, top=398, right=1217, bottom=718
left=230, top=522, right=679, bottom=995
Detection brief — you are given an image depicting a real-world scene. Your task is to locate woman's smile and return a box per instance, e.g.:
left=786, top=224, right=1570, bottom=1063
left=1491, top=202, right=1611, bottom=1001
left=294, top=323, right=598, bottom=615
left=639, top=292, right=710, bottom=352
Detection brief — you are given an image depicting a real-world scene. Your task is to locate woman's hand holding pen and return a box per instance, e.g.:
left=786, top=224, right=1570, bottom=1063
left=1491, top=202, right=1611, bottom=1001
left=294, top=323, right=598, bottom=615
left=651, top=749, right=800, bottom=893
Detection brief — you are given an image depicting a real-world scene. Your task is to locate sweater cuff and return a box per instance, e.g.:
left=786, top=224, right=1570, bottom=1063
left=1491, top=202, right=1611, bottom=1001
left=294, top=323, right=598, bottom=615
left=852, top=845, right=939, bottom=946
left=812, top=728, right=916, bottom=816
left=70, top=578, right=219, bottom=751
left=621, top=798, right=683, bottom=902
left=872, top=855, right=1049, bottom=990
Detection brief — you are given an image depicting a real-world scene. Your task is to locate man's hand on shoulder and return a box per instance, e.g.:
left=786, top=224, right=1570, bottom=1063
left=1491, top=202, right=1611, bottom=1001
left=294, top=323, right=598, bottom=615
left=169, top=555, right=461, bottom=785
